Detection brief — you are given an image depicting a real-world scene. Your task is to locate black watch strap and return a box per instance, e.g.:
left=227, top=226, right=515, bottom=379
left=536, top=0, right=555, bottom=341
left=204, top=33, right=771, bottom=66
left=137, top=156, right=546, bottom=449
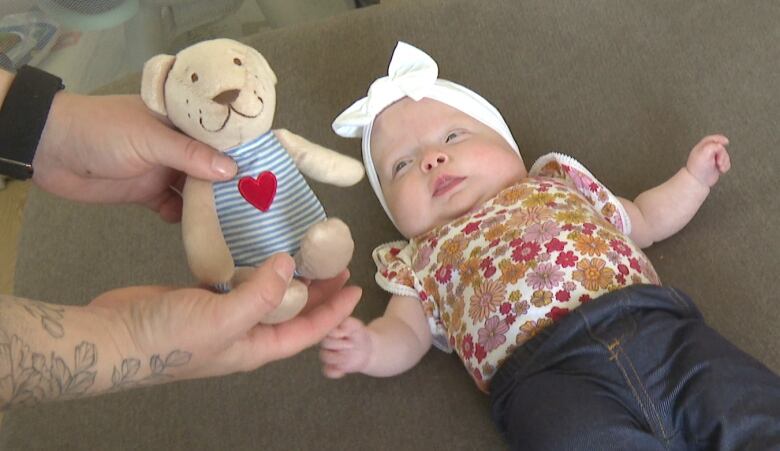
left=0, top=65, right=64, bottom=180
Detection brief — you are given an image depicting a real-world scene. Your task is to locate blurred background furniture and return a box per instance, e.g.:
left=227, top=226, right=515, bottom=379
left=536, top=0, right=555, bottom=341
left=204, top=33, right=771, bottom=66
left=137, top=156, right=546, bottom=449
left=0, top=0, right=362, bottom=93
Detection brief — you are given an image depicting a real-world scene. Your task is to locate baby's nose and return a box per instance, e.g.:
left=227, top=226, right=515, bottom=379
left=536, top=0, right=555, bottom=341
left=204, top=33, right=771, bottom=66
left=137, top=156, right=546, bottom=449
left=212, top=89, right=240, bottom=105
left=421, top=151, right=448, bottom=172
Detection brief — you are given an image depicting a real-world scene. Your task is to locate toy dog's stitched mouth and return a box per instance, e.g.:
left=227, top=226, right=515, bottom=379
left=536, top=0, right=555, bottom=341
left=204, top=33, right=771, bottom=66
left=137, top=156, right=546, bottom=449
left=199, top=95, right=265, bottom=133
left=200, top=108, right=231, bottom=132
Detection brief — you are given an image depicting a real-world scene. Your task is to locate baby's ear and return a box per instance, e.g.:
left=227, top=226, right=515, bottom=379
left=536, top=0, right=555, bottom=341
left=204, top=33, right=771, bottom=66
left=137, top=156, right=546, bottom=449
left=141, top=54, right=176, bottom=116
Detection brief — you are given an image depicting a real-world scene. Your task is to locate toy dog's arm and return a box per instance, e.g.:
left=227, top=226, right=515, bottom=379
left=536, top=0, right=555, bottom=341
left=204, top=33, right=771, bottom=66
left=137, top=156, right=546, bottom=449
left=181, top=177, right=235, bottom=285
left=274, top=129, right=364, bottom=187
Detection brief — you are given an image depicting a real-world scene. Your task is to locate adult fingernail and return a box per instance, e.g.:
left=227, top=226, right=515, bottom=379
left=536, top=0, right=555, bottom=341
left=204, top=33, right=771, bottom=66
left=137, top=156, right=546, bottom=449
left=273, top=255, right=294, bottom=282
left=212, top=155, right=237, bottom=178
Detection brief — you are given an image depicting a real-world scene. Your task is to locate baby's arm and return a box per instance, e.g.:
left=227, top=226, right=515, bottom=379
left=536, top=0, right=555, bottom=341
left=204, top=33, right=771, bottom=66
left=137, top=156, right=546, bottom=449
left=320, top=295, right=432, bottom=378
left=619, top=135, right=731, bottom=248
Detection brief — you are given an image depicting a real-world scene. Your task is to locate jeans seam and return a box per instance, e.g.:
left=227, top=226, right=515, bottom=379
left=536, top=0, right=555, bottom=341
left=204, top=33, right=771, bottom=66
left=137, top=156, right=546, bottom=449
left=666, top=286, right=693, bottom=314
left=620, top=341, right=670, bottom=441
left=579, top=291, right=668, bottom=445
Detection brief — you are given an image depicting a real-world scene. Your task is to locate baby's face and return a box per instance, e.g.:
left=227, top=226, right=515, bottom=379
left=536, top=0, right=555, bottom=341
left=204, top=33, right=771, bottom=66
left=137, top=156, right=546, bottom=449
left=371, top=98, right=527, bottom=238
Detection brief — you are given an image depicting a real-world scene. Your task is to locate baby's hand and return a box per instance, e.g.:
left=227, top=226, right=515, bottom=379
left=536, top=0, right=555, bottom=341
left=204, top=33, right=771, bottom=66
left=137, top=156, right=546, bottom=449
left=686, top=134, right=731, bottom=188
left=319, top=317, right=372, bottom=378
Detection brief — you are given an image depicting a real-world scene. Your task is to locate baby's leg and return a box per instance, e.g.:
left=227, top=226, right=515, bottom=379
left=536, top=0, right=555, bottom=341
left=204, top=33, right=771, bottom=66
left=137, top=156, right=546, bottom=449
left=657, top=290, right=780, bottom=449
left=491, top=284, right=780, bottom=450
left=492, top=369, right=667, bottom=451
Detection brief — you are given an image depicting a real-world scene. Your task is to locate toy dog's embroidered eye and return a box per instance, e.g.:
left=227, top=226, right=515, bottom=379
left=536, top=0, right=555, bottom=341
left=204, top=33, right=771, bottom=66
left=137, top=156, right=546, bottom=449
left=191, top=73, right=199, bottom=83
left=234, top=58, right=242, bottom=66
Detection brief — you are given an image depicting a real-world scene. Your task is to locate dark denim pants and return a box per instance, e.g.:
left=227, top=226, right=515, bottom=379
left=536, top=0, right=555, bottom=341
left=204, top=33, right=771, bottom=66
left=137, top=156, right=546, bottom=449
left=490, top=285, right=780, bottom=450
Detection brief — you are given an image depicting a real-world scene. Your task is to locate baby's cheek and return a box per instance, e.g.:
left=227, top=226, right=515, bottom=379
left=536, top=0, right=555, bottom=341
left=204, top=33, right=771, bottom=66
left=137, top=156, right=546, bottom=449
left=388, top=186, right=430, bottom=237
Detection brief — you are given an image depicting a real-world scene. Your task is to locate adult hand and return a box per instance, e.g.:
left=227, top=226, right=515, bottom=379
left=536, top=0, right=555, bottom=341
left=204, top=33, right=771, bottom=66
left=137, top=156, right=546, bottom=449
left=90, top=254, right=362, bottom=380
left=32, top=93, right=237, bottom=222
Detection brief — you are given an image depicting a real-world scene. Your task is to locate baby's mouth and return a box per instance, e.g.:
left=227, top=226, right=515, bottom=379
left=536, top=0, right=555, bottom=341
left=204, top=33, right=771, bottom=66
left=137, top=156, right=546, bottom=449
left=433, top=175, right=466, bottom=197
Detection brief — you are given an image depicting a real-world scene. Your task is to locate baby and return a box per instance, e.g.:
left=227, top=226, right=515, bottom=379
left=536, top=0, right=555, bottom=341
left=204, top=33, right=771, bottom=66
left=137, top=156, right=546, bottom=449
left=323, top=42, right=780, bottom=449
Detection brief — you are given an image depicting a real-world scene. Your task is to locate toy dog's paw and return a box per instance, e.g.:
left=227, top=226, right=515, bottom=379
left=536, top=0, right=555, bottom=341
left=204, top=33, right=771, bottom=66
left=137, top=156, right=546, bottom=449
left=295, top=218, right=355, bottom=279
left=258, top=278, right=308, bottom=325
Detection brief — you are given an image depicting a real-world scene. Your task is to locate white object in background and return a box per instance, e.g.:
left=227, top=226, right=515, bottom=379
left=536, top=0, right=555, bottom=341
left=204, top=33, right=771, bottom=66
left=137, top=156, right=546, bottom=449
left=36, top=0, right=139, bottom=31
left=0, top=11, right=60, bottom=70
left=36, top=1, right=171, bottom=93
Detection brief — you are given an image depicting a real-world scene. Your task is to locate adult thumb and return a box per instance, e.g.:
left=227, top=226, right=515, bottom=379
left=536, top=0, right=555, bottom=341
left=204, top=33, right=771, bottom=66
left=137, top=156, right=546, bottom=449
left=219, top=254, right=296, bottom=332
left=144, top=125, right=237, bottom=181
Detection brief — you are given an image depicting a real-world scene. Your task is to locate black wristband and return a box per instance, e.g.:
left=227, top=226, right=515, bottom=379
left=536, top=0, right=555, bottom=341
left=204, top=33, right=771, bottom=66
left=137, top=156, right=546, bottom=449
left=0, top=65, right=64, bottom=180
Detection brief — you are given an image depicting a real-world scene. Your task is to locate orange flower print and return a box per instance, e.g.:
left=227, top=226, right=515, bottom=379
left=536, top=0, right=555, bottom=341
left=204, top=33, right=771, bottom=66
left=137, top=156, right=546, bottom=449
left=575, top=234, right=609, bottom=256
left=572, top=258, right=616, bottom=291
left=495, top=185, right=534, bottom=206
left=484, top=223, right=508, bottom=242
left=423, top=276, right=439, bottom=301
left=438, top=234, right=469, bottom=266
left=469, top=280, right=506, bottom=322
left=460, top=257, right=482, bottom=287
left=522, top=192, right=557, bottom=208
left=554, top=209, right=587, bottom=225
left=451, top=298, right=465, bottom=332
left=530, top=290, right=553, bottom=307
left=514, top=300, right=530, bottom=316
left=601, top=202, right=616, bottom=219
left=517, top=318, right=554, bottom=343
left=499, top=259, right=528, bottom=284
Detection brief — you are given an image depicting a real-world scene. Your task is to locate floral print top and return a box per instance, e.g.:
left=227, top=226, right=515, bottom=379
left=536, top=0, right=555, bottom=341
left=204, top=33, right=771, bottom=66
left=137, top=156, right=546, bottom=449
left=372, top=153, right=661, bottom=392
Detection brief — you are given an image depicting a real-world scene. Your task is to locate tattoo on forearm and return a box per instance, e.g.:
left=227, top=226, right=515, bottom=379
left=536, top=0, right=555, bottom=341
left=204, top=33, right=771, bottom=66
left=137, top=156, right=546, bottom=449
left=0, top=330, right=96, bottom=410
left=1, top=322, right=193, bottom=411
left=21, top=300, right=66, bottom=339
left=110, top=350, right=192, bottom=390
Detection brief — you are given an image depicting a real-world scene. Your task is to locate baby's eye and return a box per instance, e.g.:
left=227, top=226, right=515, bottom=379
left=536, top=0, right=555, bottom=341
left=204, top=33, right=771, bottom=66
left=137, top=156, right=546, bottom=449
left=445, top=131, right=459, bottom=143
left=393, top=160, right=409, bottom=175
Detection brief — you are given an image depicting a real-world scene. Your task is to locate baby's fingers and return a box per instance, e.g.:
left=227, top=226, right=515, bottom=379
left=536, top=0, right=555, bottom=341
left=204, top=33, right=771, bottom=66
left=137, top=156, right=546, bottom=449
left=326, top=316, right=365, bottom=339
left=323, top=364, right=346, bottom=379
left=698, top=134, right=729, bottom=147
left=319, top=348, right=355, bottom=371
left=715, top=147, right=731, bottom=173
left=320, top=336, right=355, bottom=351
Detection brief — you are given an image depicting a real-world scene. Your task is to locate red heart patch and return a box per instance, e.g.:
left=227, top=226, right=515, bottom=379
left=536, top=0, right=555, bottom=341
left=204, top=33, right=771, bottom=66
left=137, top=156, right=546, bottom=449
left=238, top=171, right=277, bottom=212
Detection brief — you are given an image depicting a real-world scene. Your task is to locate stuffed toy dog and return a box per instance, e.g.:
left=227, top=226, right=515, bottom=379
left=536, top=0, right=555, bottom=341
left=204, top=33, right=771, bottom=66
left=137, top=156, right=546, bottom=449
left=141, top=38, right=364, bottom=323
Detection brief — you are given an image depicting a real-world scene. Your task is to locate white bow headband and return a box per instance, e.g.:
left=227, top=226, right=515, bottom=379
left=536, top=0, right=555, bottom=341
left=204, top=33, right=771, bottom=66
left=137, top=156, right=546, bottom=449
left=332, top=41, right=520, bottom=226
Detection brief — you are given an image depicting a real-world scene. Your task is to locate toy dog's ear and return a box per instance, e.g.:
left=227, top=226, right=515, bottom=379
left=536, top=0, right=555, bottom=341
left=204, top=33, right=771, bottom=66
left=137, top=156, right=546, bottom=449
left=141, top=54, right=176, bottom=116
left=249, top=47, right=277, bottom=85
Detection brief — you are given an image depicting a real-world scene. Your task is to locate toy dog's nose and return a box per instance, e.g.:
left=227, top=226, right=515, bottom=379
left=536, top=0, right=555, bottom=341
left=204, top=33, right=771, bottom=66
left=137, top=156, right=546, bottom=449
left=212, top=89, right=240, bottom=105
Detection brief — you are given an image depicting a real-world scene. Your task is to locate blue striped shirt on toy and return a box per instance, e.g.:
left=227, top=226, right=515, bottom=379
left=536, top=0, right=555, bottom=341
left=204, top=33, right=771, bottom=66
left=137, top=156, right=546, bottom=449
left=213, top=131, right=327, bottom=267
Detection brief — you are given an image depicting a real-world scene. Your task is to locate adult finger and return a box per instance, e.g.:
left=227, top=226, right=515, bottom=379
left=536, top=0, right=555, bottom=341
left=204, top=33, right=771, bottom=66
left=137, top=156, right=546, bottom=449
left=156, top=191, right=183, bottom=223
left=219, top=254, right=296, bottom=332
left=246, top=285, right=362, bottom=364
left=141, top=125, right=237, bottom=181
left=300, top=270, right=350, bottom=314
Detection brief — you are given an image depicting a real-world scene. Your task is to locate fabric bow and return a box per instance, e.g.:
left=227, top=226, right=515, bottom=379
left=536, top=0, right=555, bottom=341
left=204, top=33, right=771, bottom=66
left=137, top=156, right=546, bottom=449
left=332, top=42, right=438, bottom=137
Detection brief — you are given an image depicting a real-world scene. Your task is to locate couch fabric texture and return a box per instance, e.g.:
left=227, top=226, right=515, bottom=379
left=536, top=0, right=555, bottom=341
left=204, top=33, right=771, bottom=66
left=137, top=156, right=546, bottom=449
left=6, top=0, right=779, bottom=449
